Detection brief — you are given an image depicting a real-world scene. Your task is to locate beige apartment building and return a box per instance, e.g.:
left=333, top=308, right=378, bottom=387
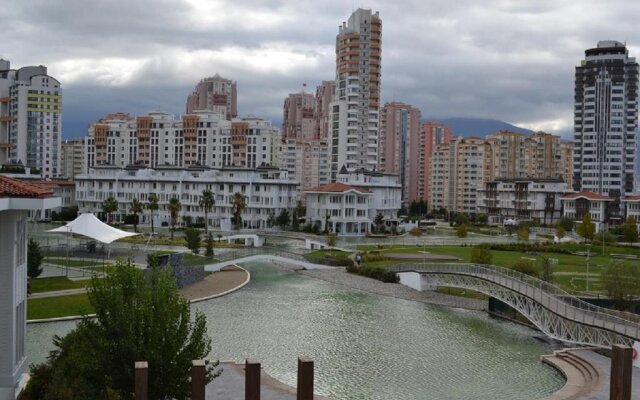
left=429, top=131, right=573, bottom=214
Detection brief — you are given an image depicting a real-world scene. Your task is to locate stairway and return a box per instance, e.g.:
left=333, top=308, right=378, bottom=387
left=541, top=349, right=602, bottom=400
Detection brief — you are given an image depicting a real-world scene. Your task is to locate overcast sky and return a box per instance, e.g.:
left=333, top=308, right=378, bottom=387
left=3, top=0, right=640, bottom=138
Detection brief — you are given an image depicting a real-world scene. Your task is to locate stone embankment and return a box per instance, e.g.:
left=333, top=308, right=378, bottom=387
left=299, top=268, right=486, bottom=311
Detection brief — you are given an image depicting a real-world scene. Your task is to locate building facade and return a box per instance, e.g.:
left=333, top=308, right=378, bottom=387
left=0, top=60, right=62, bottom=178
left=60, top=138, right=84, bottom=178
left=420, top=121, right=452, bottom=202
left=0, top=176, right=59, bottom=400
left=75, top=165, right=297, bottom=230
left=84, top=111, right=280, bottom=171
left=186, top=74, right=237, bottom=120
left=304, top=167, right=401, bottom=235
left=328, top=9, right=382, bottom=179
left=477, top=179, right=568, bottom=226
left=573, top=41, right=638, bottom=196
left=378, top=102, right=421, bottom=204
left=561, top=191, right=615, bottom=232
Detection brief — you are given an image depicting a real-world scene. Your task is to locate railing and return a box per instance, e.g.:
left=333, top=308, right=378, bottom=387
left=390, top=263, right=640, bottom=340
left=214, top=247, right=309, bottom=263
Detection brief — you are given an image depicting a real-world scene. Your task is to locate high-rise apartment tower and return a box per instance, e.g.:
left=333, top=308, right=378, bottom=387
left=573, top=41, right=638, bottom=196
left=328, top=9, right=382, bottom=180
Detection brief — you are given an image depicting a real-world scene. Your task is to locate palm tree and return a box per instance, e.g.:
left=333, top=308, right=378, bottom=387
left=130, top=198, right=143, bottom=232
left=168, top=197, right=182, bottom=239
left=199, top=189, right=215, bottom=234
left=147, top=193, right=159, bottom=236
left=102, top=196, right=118, bottom=224
left=231, top=192, right=247, bottom=230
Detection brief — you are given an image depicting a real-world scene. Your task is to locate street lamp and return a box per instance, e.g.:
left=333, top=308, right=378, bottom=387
left=586, top=243, right=591, bottom=294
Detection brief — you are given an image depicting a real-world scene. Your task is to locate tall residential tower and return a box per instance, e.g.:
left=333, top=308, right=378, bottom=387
left=573, top=41, right=638, bottom=196
left=329, top=9, right=382, bottom=180
left=186, top=74, right=237, bottom=120
left=0, top=60, right=62, bottom=178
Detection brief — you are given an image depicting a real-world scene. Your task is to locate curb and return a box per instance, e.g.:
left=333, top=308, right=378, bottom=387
left=27, top=265, right=251, bottom=323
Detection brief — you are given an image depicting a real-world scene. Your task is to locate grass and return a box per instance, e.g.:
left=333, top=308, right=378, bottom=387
left=27, top=293, right=94, bottom=320
left=30, top=277, right=89, bottom=293
left=303, top=249, right=350, bottom=263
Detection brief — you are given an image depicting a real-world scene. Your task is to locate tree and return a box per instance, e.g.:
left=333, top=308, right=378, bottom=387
left=231, top=192, right=247, bottom=230
left=27, top=238, right=44, bottom=279
left=184, top=227, right=201, bottom=255
left=517, top=226, right=530, bottom=241
left=277, top=209, right=291, bottom=229
left=454, top=213, right=469, bottom=226
left=147, top=193, right=159, bottom=236
left=476, top=213, right=488, bottom=225
left=168, top=197, right=182, bottom=240
left=129, top=198, right=143, bottom=232
left=205, top=232, right=214, bottom=258
left=602, top=261, right=640, bottom=310
left=266, top=213, right=276, bottom=229
left=595, top=230, right=617, bottom=244
left=408, top=198, right=428, bottom=218
left=576, top=213, right=595, bottom=241
left=556, top=216, right=575, bottom=232
left=555, top=225, right=566, bottom=240
left=409, top=226, right=422, bottom=237
left=326, top=232, right=337, bottom=247
left=373, top=213, right=385, bottom=233
left=623, top=216, right=639, bottom=243
left=540, top=256, right=554, bottom=282
left=471, top=244, right=492, bottom=265
left=102, top=196, right=118, bottom=224
left=199, top=189, right=215, bottom=235
left=23, top=259, right=218, bottom=400
left=292, top=201, right=305, bottom=231
left=456, top=224, right=468, bottom=238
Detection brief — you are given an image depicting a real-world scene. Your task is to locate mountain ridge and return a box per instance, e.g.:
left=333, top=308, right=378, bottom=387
left=430, top=117, right=535, bottom=137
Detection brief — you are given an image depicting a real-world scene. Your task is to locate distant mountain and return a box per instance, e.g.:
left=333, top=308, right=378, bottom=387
left=433, top=117, right=535, bottom=138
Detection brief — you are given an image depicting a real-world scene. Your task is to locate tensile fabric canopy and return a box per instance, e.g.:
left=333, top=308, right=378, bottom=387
left=48, top=213, right=139, bottom=244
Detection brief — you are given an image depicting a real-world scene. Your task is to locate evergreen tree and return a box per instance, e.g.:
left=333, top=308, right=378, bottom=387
left=27, top=238, right=44, bottom=279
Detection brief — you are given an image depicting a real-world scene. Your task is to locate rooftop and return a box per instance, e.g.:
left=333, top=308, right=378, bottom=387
left=0, top=175, right=54, bottom=198
left=560, top=191, right=612, bottom=201
left=304, top=182, right=370, bottom=194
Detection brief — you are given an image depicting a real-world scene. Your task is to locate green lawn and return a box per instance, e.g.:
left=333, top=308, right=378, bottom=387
left=304, top=249, right=350, bottom=263
left=31, top=277, right=89, bottom=293
left=183, top=253, right=218, bottom=266
left=27, top=293, right=94, bottom=320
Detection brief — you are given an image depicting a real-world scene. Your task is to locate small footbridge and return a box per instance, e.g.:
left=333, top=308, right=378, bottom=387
left=390, top=263, right=640, bottom=348
left=204, top=248, right=333, bottom=271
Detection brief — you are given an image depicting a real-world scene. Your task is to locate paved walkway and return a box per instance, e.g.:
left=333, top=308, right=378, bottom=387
left=181, top=267, right=249, bottom=301
left=207, top=362, right=328, bottom=399
left=576, top=350, right=640, bottom=399
left=29, top=288, right=87, bottom=299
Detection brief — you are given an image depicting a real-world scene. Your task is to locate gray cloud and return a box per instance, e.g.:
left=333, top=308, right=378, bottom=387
left=3, top=0, right=639, bottom=138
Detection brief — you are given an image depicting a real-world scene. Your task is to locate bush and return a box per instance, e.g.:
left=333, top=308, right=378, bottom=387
left=512, top=260, right=540, bottom=278
left=517, top=226, right=530, bottom=241
left=595, top=230, right=617, bottom=244
left=409, top=227, right=422, bottom=237
left=363, top=252, right=388, bottom=262
left=348, top=265, right=399, bottom=283
left=161, top=221, right=169, bottom=227
left=184, top=228, right=201, bottom=255
left=471, top=244, right=492, bottom=265
left=456, top=224, right=468, bottom=238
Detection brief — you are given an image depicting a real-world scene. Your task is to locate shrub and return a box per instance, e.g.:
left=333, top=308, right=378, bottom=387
left=517, top=226, right=530, bottom=241
left=363, top=252, right=388, bottom=262
left=184, top=228, right=201, bottom=255
left=456, top=224, right=468, bottom=238
left=409, top=227, right=422, bottom=237
left=471, top=244, right=492, bottom=265
left=348, top=265, right=399, bottom=283
left=512, top=260, right=540, bottom=278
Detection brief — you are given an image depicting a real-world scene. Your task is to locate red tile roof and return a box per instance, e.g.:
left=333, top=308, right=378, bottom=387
left=28, top=179, right=76, bottom=188
left=0, top=175, right=55, bottom=198
left=561, top=191, right=612, bottom=201
left=623, top=195, right=640, bottom=202
left=304, top=182, right=370, bottom=193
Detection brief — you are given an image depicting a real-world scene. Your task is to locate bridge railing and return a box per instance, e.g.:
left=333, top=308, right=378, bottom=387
left=390, top=263, right=640, bottom=340
left=214, top=248, right=309, bottom=263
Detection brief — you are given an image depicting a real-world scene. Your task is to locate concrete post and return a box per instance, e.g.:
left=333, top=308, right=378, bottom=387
left=191, top=360, right=206, bottom=400
left=610, top=345, right=632, bottom=400
left=297, top=357, right=314, bottom=400
left=134, top=361, right=148, bottom=400
left=245, top=359, right=261, bottom=400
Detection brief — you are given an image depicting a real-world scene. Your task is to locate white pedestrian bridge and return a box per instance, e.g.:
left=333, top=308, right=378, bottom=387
left=206, top=248, right=640, bottom=348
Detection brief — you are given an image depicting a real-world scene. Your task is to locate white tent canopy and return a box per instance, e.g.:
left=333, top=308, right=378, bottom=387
left=48, top=213, right=140, bottom=244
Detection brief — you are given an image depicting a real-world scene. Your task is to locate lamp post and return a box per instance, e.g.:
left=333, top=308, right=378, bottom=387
left=586, top=243, right=591, bottom=294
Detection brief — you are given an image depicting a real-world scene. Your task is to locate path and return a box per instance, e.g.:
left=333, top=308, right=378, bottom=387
left=206, top=362, right=328, bottom=400
left=181, top=267, right=249, bottom=301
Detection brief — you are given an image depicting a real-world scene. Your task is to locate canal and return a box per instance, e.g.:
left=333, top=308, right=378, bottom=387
left=27, top=261, right=564, bottom=399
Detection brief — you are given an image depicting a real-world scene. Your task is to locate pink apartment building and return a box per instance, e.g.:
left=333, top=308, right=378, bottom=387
left=420, top=121, right=452, bottom=202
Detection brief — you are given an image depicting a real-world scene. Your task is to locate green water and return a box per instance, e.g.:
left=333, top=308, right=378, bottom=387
left=27, top=262, right=564, bottom=399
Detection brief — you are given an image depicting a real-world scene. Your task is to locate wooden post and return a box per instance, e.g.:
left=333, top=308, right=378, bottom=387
left=245, top=359, right=261, bottom=400
left=297, top=357, right=314, bottom=400
left=191, top=360, right=206, bottom=400
left=610, top=345, right=632, bottom=400
left=134, top=361, right=148, bottom=400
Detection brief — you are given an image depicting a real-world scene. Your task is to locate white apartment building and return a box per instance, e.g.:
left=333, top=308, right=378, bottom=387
left=84, top=111, right=280, bottom=171
left=573, top=41, right=638, bottom=196
left=477, top=179, right=568, bottom=226
left=75, top=165, right=297, bottom=230
left=561, top=191, right=613, bottom=232
left=329, top=9, right=382, bottom=180
left=622, top=195, right=640, bottom=227
left=304, top=167, right=401, bottom=235
left=0, top=60, right=62, bottom=178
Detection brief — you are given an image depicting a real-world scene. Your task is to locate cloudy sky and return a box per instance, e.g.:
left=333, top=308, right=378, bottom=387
left=3, top=0, right=640, bottom=138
